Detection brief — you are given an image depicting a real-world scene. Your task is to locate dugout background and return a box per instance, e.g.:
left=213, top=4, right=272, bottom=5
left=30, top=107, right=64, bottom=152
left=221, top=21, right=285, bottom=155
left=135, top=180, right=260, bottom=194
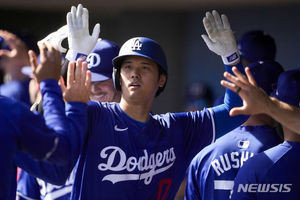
left=1, top=1, right=300, bottom=113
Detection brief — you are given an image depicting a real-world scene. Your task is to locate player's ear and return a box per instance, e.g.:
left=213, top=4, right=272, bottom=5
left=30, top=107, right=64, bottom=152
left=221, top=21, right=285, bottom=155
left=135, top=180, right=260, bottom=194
left=158, top=73, right=167, bottom=88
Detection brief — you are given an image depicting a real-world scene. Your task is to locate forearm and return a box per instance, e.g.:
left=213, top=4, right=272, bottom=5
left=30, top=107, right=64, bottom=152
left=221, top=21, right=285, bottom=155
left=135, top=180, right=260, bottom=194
left=265, top=97, right=300, bottom=134
left=212, top=61, right=248, bottom=136
left=15, top=152, right=71, bottom=185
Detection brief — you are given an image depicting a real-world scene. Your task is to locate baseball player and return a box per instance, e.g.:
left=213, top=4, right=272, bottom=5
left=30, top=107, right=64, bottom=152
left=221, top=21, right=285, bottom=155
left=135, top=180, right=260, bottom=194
left=0, top=43, right=90, bottom=200
left=227, top=68, right=300, bottom=199
left=185, top=60, right=284, bottom=200
left=214, top=29, right=278, bottom=138
left=16, top=39, right=120, bottom=200
left=15, top=8, right=247, bottom=199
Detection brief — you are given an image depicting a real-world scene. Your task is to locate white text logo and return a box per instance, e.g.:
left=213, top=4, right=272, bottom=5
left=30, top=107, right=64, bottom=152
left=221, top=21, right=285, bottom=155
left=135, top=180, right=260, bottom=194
left=98, top=146, right=176, bottom=185
left=131, top=39, right=142, bottom=50
left=238, top=183, right=292, bottom=193
left=87, top=53, right=101, bottom=69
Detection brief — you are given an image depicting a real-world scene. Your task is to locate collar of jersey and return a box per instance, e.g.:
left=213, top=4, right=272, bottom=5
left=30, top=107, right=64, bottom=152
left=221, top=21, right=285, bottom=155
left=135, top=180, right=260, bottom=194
left=116, top=103, right=150, bottom=128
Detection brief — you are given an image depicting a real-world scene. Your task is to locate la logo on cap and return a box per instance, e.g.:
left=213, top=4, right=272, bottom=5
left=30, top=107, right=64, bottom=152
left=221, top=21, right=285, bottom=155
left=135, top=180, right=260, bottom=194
left=132, top=39, right=142, bottom=51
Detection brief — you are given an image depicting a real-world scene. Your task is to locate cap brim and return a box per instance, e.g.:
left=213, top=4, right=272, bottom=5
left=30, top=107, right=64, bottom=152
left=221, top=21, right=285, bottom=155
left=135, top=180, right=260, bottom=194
left=91, top=72, right=111, bottom=82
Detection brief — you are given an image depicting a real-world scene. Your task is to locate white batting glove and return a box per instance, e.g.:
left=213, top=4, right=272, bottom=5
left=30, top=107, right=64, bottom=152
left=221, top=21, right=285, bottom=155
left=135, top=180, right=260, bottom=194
left=39, top=25, right=68, bottom=53
left=201, top=10, right=239, bottom=65
left=66, top=4, right=100, bottom=61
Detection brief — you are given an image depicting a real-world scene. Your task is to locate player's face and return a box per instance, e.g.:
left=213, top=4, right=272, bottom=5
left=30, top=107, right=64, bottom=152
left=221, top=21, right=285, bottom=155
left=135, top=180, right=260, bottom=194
left=90, top=79, right=118, bottom=102
left=120, top=56, right=166, bottom=103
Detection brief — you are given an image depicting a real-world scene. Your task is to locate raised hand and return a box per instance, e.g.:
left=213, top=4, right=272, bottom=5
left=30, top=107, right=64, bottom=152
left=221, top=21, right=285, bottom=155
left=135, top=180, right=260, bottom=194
left=201, top=10, right=239, bottom=65
left=66, top=4, right=100, bottom=61
left=29, top=42, right=62, bottom=82
left=0, top=30, right=30, bottom=72
left=220, top=66, right=270, bottom=116
left=63, top=59, right=91, bottom=103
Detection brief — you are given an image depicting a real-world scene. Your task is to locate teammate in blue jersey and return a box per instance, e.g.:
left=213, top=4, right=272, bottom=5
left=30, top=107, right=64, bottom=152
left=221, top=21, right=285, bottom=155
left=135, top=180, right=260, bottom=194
left=185, top=60, right=284, bottom=200
left=0, top=30, right=32, bottom=106
left=225, top=68, right=300, bottom=200
left=0, top=42, right=90, bottom=200
left=14, top=9, right=247, bottom=199
left=16, top=39, right=120, bottom=200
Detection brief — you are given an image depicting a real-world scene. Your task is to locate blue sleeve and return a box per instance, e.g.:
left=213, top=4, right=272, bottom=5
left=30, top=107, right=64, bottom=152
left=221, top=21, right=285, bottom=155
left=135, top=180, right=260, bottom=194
left=15, top=151, right=71, bottom=185
left=15, top=90, right=87, bottom=185
left=17, top=170, right=41, bottom=200
left=230, top=160, right=257, bottom=200
left=16, top=79, right=87, bottom=164
left=185, top=158, right=202, bottom=200
left=211, top=62, right=249, bottom=136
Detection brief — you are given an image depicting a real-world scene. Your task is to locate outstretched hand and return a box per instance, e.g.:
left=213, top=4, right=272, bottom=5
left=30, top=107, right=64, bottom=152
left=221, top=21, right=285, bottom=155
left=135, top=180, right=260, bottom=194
left=66, top=4, right=100, bottom=61
left=0, top=30, right=30, bottom=70
left=63, top=59, right=91, bottom=103
left=29, top=42, right=62, bottom=82
left=201, top=10, right=239, bottom=65
left=220, top=67, right=271, bottom=116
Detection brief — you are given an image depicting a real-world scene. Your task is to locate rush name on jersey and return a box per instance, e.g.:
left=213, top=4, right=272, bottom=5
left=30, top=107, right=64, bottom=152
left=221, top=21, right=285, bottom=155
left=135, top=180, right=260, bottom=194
left=211, top=151, right=254, bottom=176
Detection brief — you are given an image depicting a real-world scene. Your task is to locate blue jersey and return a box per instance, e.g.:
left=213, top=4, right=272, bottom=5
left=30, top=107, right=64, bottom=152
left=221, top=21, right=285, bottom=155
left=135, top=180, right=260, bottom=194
left=0, top=80, right=87, bottom=200
left=14, top=62, right=248, bottom=199
left=17, top=168, right=75, bottom=200
left=72, top=102, right=215, bottom=199
left=230, top=141, right=300, bottom=200
left=0, top=79, right=31, bottom=106
left=185, top=126, right=282, bottom=200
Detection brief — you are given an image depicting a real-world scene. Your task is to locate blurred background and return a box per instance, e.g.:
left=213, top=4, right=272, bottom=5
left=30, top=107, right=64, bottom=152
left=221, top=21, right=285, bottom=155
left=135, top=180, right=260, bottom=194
left=1, top=0, right=300, bottom=113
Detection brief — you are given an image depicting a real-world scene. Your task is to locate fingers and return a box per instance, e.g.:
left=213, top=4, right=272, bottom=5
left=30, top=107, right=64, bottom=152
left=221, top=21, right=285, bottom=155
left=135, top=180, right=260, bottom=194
left=85, top=70, right=91, bottom=92
left=75, top=59, right=83, bottom=84
left=232, top=67, right=248, bottom=83
left=82, top=8, right=89, bottom=29
left=245, top=67, right=258, bottom=87
left=67, top=12, right=73, bottom=29
left=58, top=76, right=66, bottom=92
left=203, top=16, right=214, bottom=38
left=77, top=4, right=83, bottom=27
left=71, top=6, right=77, bottom=27
left=91, top=23, right=100, bottom=40
left=67, top=62, right=75, bottom=87
left=220, top=79, right=239, bottom=93
left=38, top=42, right=47, bottom=63
left=80, top=60, right=87, bottom=84
left=221, top=14, right=231, bottom=30
left=212, top=10, right=223, bottom=30
left=223, top=71, right=246, bottom=89
left=230, top=106, right=247, bottom=116
left=205, top=11, right=216, bottom=33
left=76, top=4, right=83, bottom=19
left=28, top=50, right=38, bottom=72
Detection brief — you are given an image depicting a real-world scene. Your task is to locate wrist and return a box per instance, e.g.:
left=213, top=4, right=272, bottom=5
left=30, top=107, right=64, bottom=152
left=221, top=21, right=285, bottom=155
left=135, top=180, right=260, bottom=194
left=221, top=51, right=240, bottom=65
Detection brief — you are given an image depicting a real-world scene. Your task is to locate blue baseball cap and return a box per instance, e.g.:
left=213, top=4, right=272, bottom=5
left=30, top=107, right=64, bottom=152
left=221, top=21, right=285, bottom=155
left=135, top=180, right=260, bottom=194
left=238, top=30, right=276, bottom=63
left=87, top=39, right=120, bottom=82
left=248, top=60, right=284, bottom=95
left=272, top=68, right=300, bottom=107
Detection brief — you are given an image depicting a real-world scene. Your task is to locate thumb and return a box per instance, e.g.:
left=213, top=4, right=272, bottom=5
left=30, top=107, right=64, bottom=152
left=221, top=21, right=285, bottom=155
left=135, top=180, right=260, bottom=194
left=229, top=107, right=246, bottom=116
left=201, top=34, right=213, bottom=48
left=91, top=23, right=100, bottom=41
left=28, top=50, right=38, bottom=72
